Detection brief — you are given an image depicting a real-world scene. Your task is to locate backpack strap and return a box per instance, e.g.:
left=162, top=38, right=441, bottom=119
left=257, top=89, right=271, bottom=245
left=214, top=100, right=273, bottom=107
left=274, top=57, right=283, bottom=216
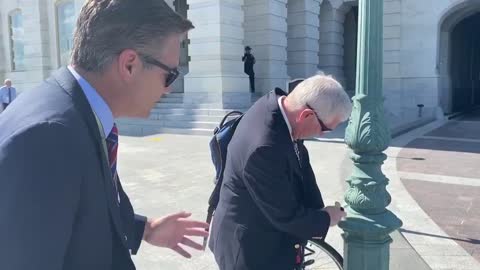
left=217, top=111, right=243, bottom=132
left=204, top=110, right=244, bottom=248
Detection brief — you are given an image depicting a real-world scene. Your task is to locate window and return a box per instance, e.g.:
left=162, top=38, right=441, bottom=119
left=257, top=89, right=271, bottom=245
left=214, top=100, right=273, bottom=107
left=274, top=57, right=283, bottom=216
left=56, top=1, right=75, bottom=66
left=8, top=10, right=25, bottom=71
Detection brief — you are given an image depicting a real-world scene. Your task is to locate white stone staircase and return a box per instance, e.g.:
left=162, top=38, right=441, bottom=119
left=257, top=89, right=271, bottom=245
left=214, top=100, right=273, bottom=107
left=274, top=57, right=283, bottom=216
left=117, top=93, right=257, bottom=136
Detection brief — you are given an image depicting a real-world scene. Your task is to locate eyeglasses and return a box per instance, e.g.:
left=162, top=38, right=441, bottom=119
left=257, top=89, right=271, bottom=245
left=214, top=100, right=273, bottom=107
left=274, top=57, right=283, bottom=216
left=140, top=54, right=180, bottom=87
left=306, top=104, right=332, bottom=132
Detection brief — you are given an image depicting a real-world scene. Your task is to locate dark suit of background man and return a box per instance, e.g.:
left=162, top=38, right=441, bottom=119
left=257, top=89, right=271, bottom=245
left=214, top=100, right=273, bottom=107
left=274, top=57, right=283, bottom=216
left=242, top=46, right=256, bottom=93
left=209, top=74, right=352, bottom=270
left=0, top=1, right=209, bottom=269
left=0, top=79, right=17, bottom=110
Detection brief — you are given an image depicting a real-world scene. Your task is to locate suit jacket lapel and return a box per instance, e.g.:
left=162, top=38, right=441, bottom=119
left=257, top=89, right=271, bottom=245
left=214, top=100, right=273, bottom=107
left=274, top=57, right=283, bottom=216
left=51, top=67, right=128, bottom=248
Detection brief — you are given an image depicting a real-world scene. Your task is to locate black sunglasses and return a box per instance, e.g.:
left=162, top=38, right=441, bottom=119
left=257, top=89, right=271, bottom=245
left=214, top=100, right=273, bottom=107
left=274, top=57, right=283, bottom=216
left=306, top=104, right=332, bottom=132
left=140, top=54, right=180, bottom=87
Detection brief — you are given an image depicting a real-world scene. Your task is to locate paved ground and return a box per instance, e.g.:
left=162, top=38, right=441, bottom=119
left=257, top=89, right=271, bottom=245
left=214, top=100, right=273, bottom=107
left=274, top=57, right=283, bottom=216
left=118, top=132, right=352, bottom=269
left=117, top=109, right=480, bottom=269
left=394, top=109, right=480, bottom=266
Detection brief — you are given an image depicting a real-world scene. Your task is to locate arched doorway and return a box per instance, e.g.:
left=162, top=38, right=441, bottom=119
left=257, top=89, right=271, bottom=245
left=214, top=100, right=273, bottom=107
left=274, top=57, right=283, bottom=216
left=343, top=5, right=358, bottom=96
left=450, top=13, right=480, bottom=112
left=439, top=1, right=480, bottom=114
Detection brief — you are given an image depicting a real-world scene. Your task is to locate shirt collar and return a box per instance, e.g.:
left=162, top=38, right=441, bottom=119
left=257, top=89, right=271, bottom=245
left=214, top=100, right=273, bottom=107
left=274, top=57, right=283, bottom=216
left=67, top=65, right=114, bottom=137
left=278, top=96, right=295, bottom=142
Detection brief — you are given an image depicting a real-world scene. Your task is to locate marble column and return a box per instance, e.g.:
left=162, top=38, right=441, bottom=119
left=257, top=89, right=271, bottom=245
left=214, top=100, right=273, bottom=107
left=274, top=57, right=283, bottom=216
left=21, top=0, right=52, bottom=82
left=286, top=0, right=323, bottom=80
left=0, top=10, right=5, bottom=78
left=318, top=0, right=346, bottom=85
left=184, top=0, right=250, bottom=108
left=171, top=0, right=189, bottom=93
left=244, top=0, right=289, bottom=94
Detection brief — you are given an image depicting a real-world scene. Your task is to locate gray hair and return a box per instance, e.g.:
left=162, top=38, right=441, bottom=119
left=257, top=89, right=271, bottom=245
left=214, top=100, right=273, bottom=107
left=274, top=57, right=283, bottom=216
left=4, top=79, right=11, bottom=84
left=71, top=0, right=194, bottom=72
left=287, top=73, right=352, bottom=123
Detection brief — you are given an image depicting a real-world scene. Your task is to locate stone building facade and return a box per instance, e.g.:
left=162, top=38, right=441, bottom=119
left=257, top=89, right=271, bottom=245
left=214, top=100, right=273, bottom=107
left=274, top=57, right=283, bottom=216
left=1, top=0, right=479, bottom=133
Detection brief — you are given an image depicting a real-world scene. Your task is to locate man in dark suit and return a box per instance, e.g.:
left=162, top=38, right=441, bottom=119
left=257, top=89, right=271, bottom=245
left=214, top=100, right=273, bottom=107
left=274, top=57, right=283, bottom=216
left=209, top=74, right=352, bottom=270
left=0, top=1, right=208, bottom=269
left=242, top=46, right=256, bottom=93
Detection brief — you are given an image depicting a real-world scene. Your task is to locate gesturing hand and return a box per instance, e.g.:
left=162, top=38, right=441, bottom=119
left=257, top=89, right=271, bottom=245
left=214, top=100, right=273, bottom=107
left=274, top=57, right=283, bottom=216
left=143, top=211, right=209, bottom=258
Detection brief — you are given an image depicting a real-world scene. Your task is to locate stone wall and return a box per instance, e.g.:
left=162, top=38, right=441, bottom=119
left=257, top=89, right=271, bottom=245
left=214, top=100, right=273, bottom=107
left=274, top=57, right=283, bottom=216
left=383, top=0, right=407, bottom=129
left=183, top=0, right=250, bottom=108
left=1, top=0, right=477, bottom=133
left=0, top=0, right=69, bottom=93
left=0, top=3, right=5, bottom=82
left=392, top=0, right=480, bottom=127
left=244, top=0, right=289, bottom=94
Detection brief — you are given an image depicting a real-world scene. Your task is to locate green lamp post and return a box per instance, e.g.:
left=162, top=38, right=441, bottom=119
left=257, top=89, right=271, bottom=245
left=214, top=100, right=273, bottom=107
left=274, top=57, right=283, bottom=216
left=339, top=0, right=403, bottom=269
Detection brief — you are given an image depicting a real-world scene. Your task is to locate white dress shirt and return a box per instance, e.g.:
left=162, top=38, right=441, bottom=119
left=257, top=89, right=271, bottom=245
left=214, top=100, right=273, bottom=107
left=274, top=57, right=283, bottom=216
left=278, top=95, right=294, bottom=141
left=278, top=96, right=302, bottom=164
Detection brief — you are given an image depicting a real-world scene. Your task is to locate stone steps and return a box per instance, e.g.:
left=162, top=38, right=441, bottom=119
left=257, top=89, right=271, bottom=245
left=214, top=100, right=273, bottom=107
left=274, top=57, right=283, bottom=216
left=117, top=93, right=254, bottom=136
left=117, top=118, right=217, bottom=136
left=163, top=92, right=184, bottom=98
left=153, top=102, right=248, bottom=109
left=117, top=120, right=213, bottom=136
left=160, top=96, right=184, bottom=103
left=150, top=107, right=246, bottom=116
left=159, top=93, right=184, bottom=103
left=148, top=113, right=226, bottom=122
left=118, top=118, right=219, bottom=129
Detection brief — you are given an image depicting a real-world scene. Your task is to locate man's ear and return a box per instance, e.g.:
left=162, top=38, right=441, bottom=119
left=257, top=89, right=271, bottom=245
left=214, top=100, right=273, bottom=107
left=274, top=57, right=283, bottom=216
left=297, top=108, right=314, bottom=122
left=117, top=49, right=141, bottom=80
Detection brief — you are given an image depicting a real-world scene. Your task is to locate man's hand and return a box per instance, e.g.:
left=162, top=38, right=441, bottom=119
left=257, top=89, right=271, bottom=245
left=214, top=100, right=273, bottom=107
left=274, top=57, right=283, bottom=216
left=322, top=202, right=346, bottom=227
left=143, top=211, right=209, bottom=258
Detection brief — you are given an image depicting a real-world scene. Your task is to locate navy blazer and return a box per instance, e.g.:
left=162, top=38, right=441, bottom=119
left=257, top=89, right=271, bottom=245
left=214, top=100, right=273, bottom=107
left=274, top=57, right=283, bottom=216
left=0, top=68, right=145, bottom=270
left=209, top=88, right=330, bottom=270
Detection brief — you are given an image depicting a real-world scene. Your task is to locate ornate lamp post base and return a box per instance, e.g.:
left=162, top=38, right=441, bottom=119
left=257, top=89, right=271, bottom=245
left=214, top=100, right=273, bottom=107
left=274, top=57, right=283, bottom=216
left=341, top=209, right=402, bottom=270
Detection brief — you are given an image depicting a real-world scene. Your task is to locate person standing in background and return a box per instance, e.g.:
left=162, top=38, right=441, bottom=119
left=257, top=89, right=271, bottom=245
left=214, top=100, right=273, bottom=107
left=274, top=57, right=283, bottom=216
left=242, top=46, right=256, bottom=93
left=0, top=79, right=17, bottom=110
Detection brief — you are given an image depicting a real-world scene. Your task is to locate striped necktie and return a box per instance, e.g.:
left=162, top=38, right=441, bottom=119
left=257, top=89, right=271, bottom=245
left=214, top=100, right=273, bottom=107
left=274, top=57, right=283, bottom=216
left=106, top=123, right=120, bottom=203
left=293, top=140, right=302, bottom=168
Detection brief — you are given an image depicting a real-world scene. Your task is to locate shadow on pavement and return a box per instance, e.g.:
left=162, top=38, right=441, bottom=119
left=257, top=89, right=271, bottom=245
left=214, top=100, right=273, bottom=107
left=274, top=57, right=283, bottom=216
left=400, top=228, right=480, bottom=245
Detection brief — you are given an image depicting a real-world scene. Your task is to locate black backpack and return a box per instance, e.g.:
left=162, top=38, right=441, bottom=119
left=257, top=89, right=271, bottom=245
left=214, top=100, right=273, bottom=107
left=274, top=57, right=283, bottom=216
left=206, top=110, right=244, bottom=227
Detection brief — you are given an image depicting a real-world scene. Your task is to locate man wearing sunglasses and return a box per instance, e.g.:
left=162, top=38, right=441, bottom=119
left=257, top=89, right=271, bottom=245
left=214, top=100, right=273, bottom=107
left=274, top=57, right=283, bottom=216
left=0, top=1, right=208, bottom=270
left=209, top=74, right=352, bottom=270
